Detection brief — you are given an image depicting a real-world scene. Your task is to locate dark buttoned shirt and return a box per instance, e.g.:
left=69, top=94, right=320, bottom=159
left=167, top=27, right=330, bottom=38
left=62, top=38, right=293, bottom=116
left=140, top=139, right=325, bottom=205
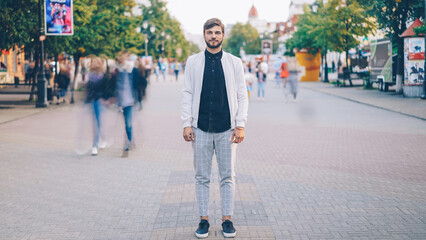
left=197, top=50, right=231, bottom=133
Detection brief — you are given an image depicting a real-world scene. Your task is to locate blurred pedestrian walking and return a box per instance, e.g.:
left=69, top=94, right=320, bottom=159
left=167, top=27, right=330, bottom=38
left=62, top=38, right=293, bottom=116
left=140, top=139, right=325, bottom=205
left=24, top=60, right=30, bottom=85
left=279, top=58, right=289, bottom=85
left=154, top=60, right=160, bottom=81
left=54, top=62, right=71, bottom=104
left=245, top=71, right=255, bottom=100
left=85, top=57, right=108, bottom=155
left=160, top=58, right=168, bottom=81
left=181, top=18, right=248, bottom=239
left=283, top=57, right=299, bottom=103
left=114, top=51, right=136, bottom=157
left=256, top=65, right=266, bottom=101
left=132, top=57, right=148, bottom=110
left=171, top=59, right=182, bottom=81
left=143, top=56, right=153, bottom=83
left=274, top=56, right=285, bottom=87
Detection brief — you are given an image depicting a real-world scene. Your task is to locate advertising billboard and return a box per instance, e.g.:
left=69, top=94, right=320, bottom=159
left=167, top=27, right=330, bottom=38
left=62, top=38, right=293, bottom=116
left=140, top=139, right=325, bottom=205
left=45, top=0, right=73, bottom=35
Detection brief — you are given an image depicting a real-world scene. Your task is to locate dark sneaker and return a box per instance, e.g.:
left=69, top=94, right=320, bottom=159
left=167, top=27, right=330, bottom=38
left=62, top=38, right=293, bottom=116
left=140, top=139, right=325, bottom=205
left=222, top=220, right=236, bottom=238
left=195, top=219, right=210, bottom=238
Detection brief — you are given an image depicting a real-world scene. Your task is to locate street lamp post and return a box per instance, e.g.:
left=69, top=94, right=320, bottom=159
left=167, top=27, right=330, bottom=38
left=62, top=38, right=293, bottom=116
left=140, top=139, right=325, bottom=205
left=36, top=0, right=47, bottom=107
left=159, top=32, right=170, bottom=57
left=165, top=34, right=170, bottom=57
left=139, top=21, right=155, bottom=57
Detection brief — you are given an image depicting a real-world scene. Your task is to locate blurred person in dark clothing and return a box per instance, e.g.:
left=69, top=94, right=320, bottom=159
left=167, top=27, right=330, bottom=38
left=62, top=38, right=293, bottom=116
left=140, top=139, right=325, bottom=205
left=114, top=51, right=136, bottom=157
left=132, top=57, right=148, bottom=110
left=171, top=59, right=182, bottom=81
left=54, top=63, right=71, bottom=104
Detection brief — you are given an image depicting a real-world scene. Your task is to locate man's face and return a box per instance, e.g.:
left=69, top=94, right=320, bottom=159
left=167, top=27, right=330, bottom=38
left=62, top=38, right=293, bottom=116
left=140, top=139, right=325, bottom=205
left=204, top=25, right=224, bottom=49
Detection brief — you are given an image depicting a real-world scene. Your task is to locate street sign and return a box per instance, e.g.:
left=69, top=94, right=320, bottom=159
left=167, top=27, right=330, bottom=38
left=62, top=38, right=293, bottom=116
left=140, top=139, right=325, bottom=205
left=39, top=35, right=46, bottom=41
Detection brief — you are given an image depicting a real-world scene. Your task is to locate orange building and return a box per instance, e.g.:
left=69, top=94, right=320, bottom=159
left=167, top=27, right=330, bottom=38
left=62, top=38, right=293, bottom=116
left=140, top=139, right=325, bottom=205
left=0, top=46, right=26, bottom=84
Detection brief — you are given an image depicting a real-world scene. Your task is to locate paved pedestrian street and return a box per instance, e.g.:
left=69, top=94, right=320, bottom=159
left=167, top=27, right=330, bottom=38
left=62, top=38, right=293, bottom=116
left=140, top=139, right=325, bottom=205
left=1, top=78, right=426, bottom=240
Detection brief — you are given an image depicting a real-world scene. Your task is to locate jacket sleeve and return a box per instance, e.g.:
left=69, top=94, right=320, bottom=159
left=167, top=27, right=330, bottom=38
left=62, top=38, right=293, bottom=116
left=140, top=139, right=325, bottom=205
left=234, top=58, right=249, bottom=128
left=181, top=57, right=193, bottom=128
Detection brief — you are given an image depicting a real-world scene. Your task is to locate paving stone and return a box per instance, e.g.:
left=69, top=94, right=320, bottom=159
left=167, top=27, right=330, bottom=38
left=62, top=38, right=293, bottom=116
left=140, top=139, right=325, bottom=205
left=1, top=77, right=425, bottom=239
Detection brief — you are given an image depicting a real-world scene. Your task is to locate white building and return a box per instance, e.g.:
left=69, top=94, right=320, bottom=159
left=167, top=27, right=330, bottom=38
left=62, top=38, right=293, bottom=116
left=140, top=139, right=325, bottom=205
left=247, top=5, right=277, bottom=35
left=288, top=0, right=316, bottom=19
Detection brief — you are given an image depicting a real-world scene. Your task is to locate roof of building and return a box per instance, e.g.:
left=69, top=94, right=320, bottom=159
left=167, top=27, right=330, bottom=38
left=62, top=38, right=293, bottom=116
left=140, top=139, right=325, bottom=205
left=401, top=19, right=424, bottom=37
left=248, top=5, right=258, bottom=18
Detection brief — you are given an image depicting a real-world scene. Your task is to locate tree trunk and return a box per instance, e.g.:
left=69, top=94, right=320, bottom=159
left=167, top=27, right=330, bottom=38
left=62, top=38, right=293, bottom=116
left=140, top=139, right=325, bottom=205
left=395, top=40, right=404, bottom=94
left=395, top=12, right=407, bottom=95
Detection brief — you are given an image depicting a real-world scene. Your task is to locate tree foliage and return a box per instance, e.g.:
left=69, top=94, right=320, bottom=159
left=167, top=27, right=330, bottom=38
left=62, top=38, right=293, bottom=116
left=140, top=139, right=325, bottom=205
left=286, top=0, right=375, bottom=57
left=285, top=5, right=320, bottom=55
left=366, top=0, right=423, bottom=42
left=223, top=22, right=261, bottom=57
left=1, top=0, right=192, bottom=61
left=140, top=0, right=191, bottom=61
left=414, top=25, right=426, bottom=36
left=0, top=0, right=39, bottom=51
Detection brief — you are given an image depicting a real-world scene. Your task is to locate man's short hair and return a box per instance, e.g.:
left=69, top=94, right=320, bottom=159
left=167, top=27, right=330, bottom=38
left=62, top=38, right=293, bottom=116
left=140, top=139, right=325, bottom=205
left=203, top=18, right=225, bottom=33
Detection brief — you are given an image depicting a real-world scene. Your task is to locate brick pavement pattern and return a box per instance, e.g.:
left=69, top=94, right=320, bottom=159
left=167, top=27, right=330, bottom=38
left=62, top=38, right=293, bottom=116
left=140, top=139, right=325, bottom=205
left=1, top=76, right=426, bottom=239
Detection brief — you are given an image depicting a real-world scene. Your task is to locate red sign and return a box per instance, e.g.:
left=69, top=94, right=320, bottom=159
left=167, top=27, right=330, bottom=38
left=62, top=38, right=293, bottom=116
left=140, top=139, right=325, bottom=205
left=40, top=35, right=46, bottom=41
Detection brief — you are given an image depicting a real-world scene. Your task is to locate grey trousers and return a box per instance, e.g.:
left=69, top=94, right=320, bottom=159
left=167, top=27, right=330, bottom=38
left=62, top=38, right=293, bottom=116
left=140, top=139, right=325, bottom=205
left=192, top=128, right=237, bottom=217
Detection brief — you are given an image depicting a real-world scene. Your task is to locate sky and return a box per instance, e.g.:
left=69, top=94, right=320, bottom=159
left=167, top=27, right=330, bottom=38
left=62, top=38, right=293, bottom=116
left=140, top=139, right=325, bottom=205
left=165, top=0, right=292, bottom=35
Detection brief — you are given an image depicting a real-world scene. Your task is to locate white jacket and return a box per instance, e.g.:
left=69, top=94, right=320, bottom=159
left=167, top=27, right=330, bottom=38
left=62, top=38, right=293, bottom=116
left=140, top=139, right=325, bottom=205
left=181, top=50, right=248, bottom=129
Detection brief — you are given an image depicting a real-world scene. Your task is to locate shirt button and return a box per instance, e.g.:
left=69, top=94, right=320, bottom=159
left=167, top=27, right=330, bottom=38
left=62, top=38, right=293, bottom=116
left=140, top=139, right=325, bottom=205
left=210, top=102, right=213, bottom=104
left=212, top=70, right=214, bottom=72
left=211, top=91, right=213, bottom=93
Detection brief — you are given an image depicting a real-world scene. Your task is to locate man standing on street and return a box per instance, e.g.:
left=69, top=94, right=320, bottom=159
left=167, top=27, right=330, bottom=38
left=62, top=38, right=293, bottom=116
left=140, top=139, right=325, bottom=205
left=181, top=18, right=248, bottom=238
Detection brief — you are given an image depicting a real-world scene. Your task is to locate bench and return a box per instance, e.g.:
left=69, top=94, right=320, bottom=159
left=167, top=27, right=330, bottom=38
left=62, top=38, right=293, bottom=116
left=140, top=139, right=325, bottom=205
left=0, top=91, right=37, bottom=94
left=336, top=71, right=369, bottom=87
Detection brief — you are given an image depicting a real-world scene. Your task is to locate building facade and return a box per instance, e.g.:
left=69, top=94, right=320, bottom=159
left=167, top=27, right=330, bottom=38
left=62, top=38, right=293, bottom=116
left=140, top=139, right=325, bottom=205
left=0, top=47, right=25, bottom=84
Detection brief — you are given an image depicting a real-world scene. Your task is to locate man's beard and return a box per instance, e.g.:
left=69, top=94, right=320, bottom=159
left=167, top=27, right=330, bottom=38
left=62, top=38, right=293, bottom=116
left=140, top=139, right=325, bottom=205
left=205, top=39, right=223, bottom=49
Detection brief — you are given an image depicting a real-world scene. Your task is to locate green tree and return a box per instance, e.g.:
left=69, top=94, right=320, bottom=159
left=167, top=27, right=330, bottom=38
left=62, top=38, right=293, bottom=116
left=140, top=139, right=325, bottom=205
left=285, top=5, right=320, bottom=55
left=223, top=22, right=260, bottom=57
left=414, top=25, right=426, bottom=36
left=140, top=0, right=191, bottom=61
left=188, top=41, right=200, bottom=55
left=0, top=0, right=39, bottom=52
left=329, top=0, right=375, bottom=68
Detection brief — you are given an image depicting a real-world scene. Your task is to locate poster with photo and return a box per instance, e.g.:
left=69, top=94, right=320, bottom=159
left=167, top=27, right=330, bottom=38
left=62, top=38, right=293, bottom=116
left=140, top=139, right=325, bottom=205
left=404, top=38, right=410, bottom=81
left=261, top=40, right=273, bottom=55
left=45, top=0, right=73, bottom=35
left=405, top=60, right=424, bottom=84
left=408, top=37, right=424, bottom=60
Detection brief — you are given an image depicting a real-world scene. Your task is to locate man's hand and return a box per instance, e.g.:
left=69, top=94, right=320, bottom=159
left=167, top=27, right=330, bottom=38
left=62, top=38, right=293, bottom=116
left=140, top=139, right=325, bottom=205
left=183, top=127, right=195, bottom=142
left=230, top=127, right=244, bottom=144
